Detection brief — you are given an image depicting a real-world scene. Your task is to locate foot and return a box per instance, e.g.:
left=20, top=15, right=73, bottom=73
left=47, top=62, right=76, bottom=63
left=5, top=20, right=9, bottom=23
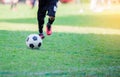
left=46, top=23, right=52, bottom=35
left=39, top=33, right=45, bottom=39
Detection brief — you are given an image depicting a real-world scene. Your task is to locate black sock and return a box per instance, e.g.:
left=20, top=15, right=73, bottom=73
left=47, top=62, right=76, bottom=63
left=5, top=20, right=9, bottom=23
left=39, top=24, right=43, bottom=33
left=47, top=18, right=55, bottom=26
left=38, top=19, right=44, bottom=33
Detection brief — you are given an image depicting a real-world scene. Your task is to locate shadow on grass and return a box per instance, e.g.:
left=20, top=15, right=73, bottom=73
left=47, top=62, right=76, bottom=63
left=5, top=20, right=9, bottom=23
left=0, top=18, right=37, bottom=24
left=0, top=15, right=103, bottom=26
left=0, top=14, right=120, bottom=29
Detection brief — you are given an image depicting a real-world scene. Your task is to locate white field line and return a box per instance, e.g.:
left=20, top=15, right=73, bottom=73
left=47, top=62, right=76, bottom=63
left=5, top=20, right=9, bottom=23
left=0, top=23, right=120, bottom=35
left=0, top=66, right=119, bottom=76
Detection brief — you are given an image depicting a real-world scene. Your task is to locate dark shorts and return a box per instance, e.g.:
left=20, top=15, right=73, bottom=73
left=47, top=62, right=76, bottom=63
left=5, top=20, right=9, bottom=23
left=38, top=0, right=58, bottom=17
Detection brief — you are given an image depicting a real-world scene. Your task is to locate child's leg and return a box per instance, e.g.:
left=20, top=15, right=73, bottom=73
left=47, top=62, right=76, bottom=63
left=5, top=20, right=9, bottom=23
left=46, top=16, right=55, bottom=35
left=46, top=0, right=58, bottom=35
left=37, top=9, right=46, bottom=39
left=37, top=0, right=47, bottom=34
left=47, top=16, right=55, bottom=26
left=37, top=10, right=46, bottom=34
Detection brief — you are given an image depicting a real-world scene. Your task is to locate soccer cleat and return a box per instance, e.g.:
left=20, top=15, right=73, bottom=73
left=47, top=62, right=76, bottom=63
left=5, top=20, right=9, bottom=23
left=39, top=33, right=45, bottom=39
left=46, top=24, right=52, bottom=35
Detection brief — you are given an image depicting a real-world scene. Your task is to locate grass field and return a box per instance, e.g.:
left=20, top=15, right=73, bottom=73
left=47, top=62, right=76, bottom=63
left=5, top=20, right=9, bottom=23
left=0, top=3, right=120, bottom=77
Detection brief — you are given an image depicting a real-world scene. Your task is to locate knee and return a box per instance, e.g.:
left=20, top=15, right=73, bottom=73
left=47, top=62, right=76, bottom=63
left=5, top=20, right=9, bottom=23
left=49, top=16, right=55, bottom=21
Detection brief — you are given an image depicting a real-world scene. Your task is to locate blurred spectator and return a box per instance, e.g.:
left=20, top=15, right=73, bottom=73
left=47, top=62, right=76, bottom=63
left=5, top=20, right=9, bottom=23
left=11, top=0, right=19, bottom=11
left=31, top=0, right=36, bottom=8
left=90, top=0, right=104, bottom=12
left=26, top=0, right=37, bottom=9
left=0, top=0, right=11, bottom=4
left=78, top=0, right=84, bottom=13
left=60, top=0, right=73, bottom=3
left=104, top=0, right=111, bottom=9
left=90, top=0, right=97, bottom=10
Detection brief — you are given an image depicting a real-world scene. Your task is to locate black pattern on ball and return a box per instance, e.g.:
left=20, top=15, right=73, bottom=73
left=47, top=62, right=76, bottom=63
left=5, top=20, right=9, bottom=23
left=26, top=37, right=29, bottom=42
left=29, top=44, right=34, bottom=48
left=33, top=36, right=37, bottom=41
left=38, top=43, right=41, bottom=47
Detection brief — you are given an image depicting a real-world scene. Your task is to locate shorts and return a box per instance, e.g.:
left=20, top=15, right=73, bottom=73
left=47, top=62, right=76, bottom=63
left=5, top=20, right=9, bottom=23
left=38, top=0, right=58, bottom=17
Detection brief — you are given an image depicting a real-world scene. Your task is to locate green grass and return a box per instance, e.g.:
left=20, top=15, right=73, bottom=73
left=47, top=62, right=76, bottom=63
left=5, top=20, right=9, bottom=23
left=0, top=3, right=120, bottom=77
left=0, top=30, right=120, bottom=77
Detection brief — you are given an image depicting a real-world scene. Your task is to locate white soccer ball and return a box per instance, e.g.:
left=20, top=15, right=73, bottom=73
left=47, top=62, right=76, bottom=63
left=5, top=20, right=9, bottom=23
left=26, top=34, right=42, bottom=49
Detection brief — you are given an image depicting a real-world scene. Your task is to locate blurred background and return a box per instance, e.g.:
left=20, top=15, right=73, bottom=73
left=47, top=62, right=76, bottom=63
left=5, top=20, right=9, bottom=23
left=0, top=0, right=120, bottom=13
left=0, top=0, right=120, bottom=76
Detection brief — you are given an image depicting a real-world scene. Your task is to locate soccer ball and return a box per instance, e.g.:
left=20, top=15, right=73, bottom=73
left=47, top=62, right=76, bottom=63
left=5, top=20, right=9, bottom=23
left=26, top=34, right=42, bottom=49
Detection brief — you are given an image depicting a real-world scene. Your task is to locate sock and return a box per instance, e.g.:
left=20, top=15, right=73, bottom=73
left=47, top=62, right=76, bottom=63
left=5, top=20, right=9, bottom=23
left=47, top=18, right=55, bottom=25
left=38, top=19, right=44, bottom=33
